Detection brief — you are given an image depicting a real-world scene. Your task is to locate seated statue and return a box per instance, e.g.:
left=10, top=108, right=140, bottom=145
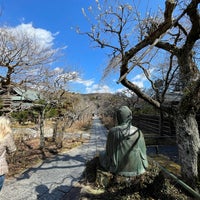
left=99, top=106, right=148, bottom=176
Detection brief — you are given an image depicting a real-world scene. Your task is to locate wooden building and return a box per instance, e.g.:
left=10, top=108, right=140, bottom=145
left=0, top=87, right=40, bottom=113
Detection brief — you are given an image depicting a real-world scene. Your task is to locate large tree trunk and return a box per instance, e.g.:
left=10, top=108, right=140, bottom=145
left=175, top=113, right=200, bottom=189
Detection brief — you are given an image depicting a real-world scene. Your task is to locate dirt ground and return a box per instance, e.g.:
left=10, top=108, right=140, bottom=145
left=79, top=157, right=194, bottom=200
left=7, top=136, right=85, bottom=178
left=5, top=128, right=197, bottom=199
left=6, top=137, right=197, bottom=200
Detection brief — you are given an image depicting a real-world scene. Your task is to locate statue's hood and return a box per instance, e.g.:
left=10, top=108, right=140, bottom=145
left=117, top=106, right=132, bottom=125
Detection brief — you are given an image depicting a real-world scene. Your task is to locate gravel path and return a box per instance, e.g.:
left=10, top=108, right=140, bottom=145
left=0, top=118, right=179, bottom=199
left=0, top=118, right=107, bottom=200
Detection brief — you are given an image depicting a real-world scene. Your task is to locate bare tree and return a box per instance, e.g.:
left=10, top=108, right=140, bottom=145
left=31, top=67, right=79, bottom=149
left=82, top=0, right=200, bottom=188
left=0, top=24, right=59, bottom=90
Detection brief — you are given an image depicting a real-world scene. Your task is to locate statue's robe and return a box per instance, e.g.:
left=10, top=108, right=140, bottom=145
left=99, top=106, right=148, bottom=176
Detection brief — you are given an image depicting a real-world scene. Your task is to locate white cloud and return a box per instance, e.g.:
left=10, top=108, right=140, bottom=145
left=68, top=75, right=115, bottom=93
left=70, top=77, right=94, bottom=87
left=56, top=71, right=79, bottom=82
left=131, top=68, right=155, bottom=89
left=69, top=76, right=120, bottom=94
left=86, top=84, right=113, bottom=93
left=131, top=73, right=146, bottom=88
left=116, top=87, right=126, bottom=93
left=8, top=23, right=56, bottom=49
left=53, top=67, right=64, bottom=73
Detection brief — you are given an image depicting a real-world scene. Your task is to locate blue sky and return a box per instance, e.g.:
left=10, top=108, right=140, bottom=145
left=0, top=0, right=164, bottom=94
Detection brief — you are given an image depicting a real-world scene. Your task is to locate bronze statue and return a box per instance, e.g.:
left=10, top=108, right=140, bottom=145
left=99, top=106, right=148, bottom=176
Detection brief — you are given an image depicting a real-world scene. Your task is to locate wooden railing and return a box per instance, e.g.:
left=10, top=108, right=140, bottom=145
left=0, top=96, right=12, bottom=112
left=133, top=114, right=176, bottom=135
left=133, top=114, right=200, bottom=136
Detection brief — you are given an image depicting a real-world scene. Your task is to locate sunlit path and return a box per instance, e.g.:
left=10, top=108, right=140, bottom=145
left=0, top=118, right=107, bottom=200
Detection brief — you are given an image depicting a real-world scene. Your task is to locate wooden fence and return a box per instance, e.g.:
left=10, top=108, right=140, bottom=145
left=133, top=114, right=200, bottom=136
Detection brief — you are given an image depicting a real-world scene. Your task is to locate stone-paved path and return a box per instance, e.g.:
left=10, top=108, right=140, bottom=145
left=0, top=118, right=107, bottom=200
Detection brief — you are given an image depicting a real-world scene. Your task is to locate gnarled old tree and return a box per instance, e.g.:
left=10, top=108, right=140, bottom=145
left=0, top=24, right=59, bottom=92
left=82, top=0, right=200, bottom=188
left=0, top=23, right=67, bottom=148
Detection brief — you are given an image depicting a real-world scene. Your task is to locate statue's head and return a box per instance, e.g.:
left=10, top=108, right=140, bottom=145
left=117, top=106, right=132, bottom=125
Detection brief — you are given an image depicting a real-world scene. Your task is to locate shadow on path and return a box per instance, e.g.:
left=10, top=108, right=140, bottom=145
left=0, top=118, right=107, bottom=200
left=36, top=184, right=70, bottom=200
left=16, top=154, right=86, bottom=181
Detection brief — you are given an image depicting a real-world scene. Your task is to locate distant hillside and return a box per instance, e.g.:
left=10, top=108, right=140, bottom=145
left=76, top=92, right=135, bottom=118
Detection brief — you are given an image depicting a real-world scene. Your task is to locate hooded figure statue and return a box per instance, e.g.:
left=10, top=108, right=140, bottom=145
left=99, top=106, right=148, bottom=176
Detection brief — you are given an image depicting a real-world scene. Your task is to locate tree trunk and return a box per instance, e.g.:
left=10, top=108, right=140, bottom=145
left=39, top=110, right=45, bottom=149
left=159, top=110, right=164, bottom=135
left=52, top=119, right=58, bottom=142
left=175, top=113, right=200, bottom=189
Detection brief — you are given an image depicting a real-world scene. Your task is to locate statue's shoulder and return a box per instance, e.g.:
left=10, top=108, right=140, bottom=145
left=109, top=125, right=126, bottom=135
left=110, top=126, right=119, bottom=133
left=130, top=125, right=139, bottom=133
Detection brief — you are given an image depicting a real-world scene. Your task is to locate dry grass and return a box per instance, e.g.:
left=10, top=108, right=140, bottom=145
left=7, top=119, right=92, bottom=179
left=79, top=157, right=193, bottom=200
left=66, top=120, right=92, bottom=133
left=7, top=136, right=85, bottom=178
left=101, top=116, right=115, bottom=130
left=149, top=154, right=181, bottom=176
